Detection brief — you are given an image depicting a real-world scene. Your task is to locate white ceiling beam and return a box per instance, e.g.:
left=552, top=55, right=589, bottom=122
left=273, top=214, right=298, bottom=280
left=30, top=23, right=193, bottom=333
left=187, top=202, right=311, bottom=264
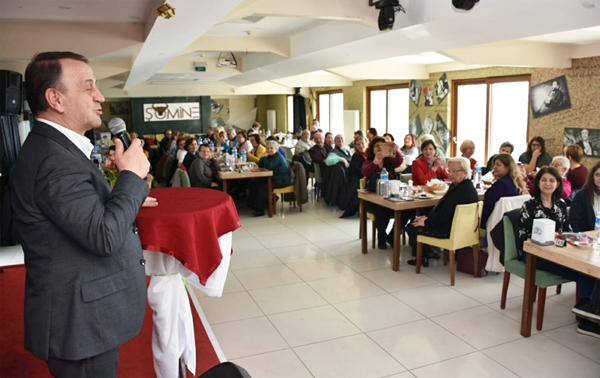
left=425, top=61, right=492, bottom=74
left=90, top=59, right=133, bottom=81
left=328, top=62, right=430, bottom=80
left=271, top=71, right=353, bottom=87
left=570, top=42, right=600, bottom=59
left=180, top=36, right=291, bottom=58
left=158, top=56, right=240, bottom=75
left=125, top=0, right=245, bottom=89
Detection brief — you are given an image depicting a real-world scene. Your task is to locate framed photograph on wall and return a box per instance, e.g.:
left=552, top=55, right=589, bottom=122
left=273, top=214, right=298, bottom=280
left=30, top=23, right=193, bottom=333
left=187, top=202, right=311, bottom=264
left=409, top=115, right=422, bottom=137
left=435, top=73, right=449, bottom=103
left=434, top=114, right=450, bottom=151
left=410, top=80, right=422, bottom=105
left=423, top=87, right=434, bottom=106
left=564, top=127, right=599, bottom=157
left=531, top=75, right=571, bottom=118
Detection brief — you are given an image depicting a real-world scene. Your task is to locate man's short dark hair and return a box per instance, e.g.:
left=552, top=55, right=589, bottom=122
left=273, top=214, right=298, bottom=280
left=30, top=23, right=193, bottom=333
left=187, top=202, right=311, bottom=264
left=500, top=141, right=514, bottom=153
left=325, top=132, right=333, bottom=138
left=25, top=51, right=88, bottom=115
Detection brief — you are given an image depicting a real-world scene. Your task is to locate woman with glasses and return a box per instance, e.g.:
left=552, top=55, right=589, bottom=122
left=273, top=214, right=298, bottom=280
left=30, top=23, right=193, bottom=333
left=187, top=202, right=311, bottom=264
left=519, top=136, right=552, bottom=174
left=406, top=157, right=479, bottom=266
left=519, top=166, right=599, bottom=338
left=412, top=139, right=449, bottom=186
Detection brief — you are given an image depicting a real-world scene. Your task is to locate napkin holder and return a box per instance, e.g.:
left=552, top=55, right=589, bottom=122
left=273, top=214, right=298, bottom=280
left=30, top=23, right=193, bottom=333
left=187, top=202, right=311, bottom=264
left=531, top=219, right=555, bottom=246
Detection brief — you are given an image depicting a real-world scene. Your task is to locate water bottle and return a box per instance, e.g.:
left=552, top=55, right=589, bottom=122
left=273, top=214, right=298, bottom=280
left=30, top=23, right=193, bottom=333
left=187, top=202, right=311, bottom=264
left=240, top=150, right=247, bottom=164
left=232, top=147, right=238, bottom=162
left=209, top=141, right=214, bottom=151
left=473, top=164, right=482, bottom=188
left=267, top=130, right=271, bottom=137
left=378, top=168, right=390, bottom=197
left=380, top=168, right=389, bottom=181
left=594, top=210, right=600, bottom=255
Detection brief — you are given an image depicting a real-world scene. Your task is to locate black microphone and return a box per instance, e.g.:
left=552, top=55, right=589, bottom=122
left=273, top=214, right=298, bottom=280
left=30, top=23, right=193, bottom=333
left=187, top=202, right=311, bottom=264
left=108, top=117, right=131, bottom=150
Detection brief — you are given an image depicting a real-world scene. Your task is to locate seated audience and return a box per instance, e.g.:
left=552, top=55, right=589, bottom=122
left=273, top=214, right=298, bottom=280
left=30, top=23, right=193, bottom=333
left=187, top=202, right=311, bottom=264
left=518, top=166, right=599, bottom=338
left=565, top=144, right=588, bottom=191
left=310, top=119, right=323, bottom=140
left=247, top=128, right=255, bottom=137
left=570, top=161, right=600, bottom=232
left=323, top=135, right=352, bottom=208
left=309, top=132, right=331, bottom=165
left=401, top=133, right=419, bottom=167
left=484, top=142, right=514, bottom=174
left=237, top=131, right=253, bottom=155
left=325, top=135, right=351, bottom=168
left=460, top=140, right=477, bottom=171
left=251, top=122, right=261, bottom=134
left=406, top=157, right=479, bottom=266
left=412, top=139, right=449, bottom=185
left=348, top=130, right=364, bottom=149
left=481, top=154, right=528, bottom=227
left=188, top=144, right=220, bottom=188
left=247, top=141, right=291, bottom=217
left=294, top=129, right=315, bottom=173
left=551, top=156, right=572, bottom=200
left=266, top=136, right=287, bottom=158
left=367, top=127, right=378, bottom=142
left=383, top=133, right=394, bottom=143
left=325, top=132, right=335, bottom=150
left=223, top=128, right=238, bottom=153
left=341, top=136, right=367, bottom=218
left=182, top=137, right=199, bottom=171
left=206, top=126, right=216, bottom=143
left=519, top=136, right=552, bottom=174
left=362, top=136, right=404, bottom=249
left=215, top=131, right=227, bottom=149
left=175, top=136, right=188, bottom=164
left=160, top=129, right=172, bottom=153
left=104, top=145, right=116, bottom=170
left=420, top=134, right=447, bottom=163
left=248, top=134, right=266, bottom=163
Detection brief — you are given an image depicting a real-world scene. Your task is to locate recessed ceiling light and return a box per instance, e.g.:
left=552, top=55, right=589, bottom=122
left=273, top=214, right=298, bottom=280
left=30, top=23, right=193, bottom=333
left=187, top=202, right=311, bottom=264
left=582, top=1, right=597, bottom=8
left=58, top=5, right=71, bottom=10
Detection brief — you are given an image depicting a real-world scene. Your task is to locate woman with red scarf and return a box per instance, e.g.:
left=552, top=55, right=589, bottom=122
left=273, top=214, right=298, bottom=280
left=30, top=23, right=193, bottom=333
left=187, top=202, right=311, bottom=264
left=340, top=136, right=368, bottom=218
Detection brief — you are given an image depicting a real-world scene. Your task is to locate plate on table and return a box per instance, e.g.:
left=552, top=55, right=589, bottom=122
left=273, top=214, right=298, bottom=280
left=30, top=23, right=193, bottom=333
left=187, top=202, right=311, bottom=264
left=415, top=192, right=434, bottom=199
left=574, top=241, right=592, bottom=248
left=433, top=190, right=447, bottom=195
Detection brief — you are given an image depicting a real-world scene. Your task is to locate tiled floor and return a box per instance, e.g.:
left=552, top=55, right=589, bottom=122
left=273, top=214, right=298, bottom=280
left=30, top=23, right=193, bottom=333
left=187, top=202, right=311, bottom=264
left=2, top=196, right=599, bottom=378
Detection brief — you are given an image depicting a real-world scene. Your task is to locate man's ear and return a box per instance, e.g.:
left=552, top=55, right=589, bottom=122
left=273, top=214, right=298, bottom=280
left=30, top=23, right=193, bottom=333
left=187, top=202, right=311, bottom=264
left=45, top=88, right=65, bottom=114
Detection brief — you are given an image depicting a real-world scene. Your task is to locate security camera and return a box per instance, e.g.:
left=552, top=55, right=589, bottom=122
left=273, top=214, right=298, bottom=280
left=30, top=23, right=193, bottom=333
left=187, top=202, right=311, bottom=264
left=452, top=0, right=480, bottom=11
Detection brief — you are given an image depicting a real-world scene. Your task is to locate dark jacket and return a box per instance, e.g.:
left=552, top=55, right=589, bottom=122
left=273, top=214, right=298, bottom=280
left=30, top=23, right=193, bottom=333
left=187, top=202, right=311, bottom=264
left=309, top=144, right=331, bottom=165
left=342, top=153, right=366, bottom=215
left=482, top=175, right=521, bottom=227
left=189, top=157, right=220, bottom=188
left=423, top=179, right=479, bottom=237
left=182, top=151, right=198, bottom=171
left=518, top=151, right=552, bottom=169
left=260, top=152, right=290, bottom=185
left=11, top=121, right=149, bottom=360
left=569, top=189, right=595, bottom=232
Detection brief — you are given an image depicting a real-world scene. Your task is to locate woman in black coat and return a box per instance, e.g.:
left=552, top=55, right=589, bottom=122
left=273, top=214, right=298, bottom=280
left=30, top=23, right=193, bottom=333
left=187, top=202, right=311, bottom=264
left=569, top=161, right=600, bottom=232
left=340, top=136, right=368, bottom=218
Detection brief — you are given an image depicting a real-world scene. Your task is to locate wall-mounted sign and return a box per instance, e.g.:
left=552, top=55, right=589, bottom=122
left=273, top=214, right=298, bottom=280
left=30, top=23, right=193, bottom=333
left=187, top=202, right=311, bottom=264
left=143, top=102, right=200, bottom=122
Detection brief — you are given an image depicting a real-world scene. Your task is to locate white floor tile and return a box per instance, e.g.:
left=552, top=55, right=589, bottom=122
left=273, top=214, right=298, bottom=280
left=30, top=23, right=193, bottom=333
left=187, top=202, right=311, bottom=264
left=432, top=306, right=522, bottom=349
left=334, top=294, right=424, bottom=332
left=452, top=275, right=522, bottom=304
left=294, top=334, right=406, bottom=378
left=301, top=228, right=356, bottom=243
left=229, top=250, right=283, bottom=271
left=335, top=252, right=393, bottom=272
left=249, top=282, right=327, bottom=315
left=420, top=261, right=473, bottom=284
left=233, top=238, right=266, bottom=253
left=244, top=223, right=295, bottom=237
left=233, top=265, right=302, bottom=290
left=268, top=305, right=361, bottom=347
left=411, top=352, right=519, bottom=378
left=269, top=244, right=330, bottom=263
left=483, top=334, right=600, bottom=378
left=313, top=239, right=364, bottom=257
left=286, top=257, right=354, bottom=281
left=487, top=295, right=576, bottom=332
left=231, top=349, right=313, bottom=378
left=392, top=284, right=481, bottom=318
left=233, top=227, right=253, bottom=240
left=198, top=291, right=263, bottom=324
left=360, top=269, right=437, bottom=293
left=546, top=281, right=578, bottom=308
left=544, top=324, right=600, bottom=363
left=212, top=317, right=289, bottom=359
left=256, top=233, right=312, bottom=249
left=307, top=274, right=386, bottom=304
left=368, top=319, right=476, bottom=370
left=222, top=270, right=246, bottom=294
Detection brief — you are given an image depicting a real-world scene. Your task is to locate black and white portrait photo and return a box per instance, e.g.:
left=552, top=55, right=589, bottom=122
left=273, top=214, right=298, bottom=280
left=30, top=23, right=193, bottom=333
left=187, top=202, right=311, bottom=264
left=410, top=80, right=422, bottom=106
left=564, top=127, right=599, bottom=157
left=531, top=76, right=571, bottom=118
left=422, top=114, right=434, bottom=136
left=423, top=87, right=434, bottom=106
left=434, top=114, right=450, bottom=151
left=409, top=115, right=422, bottom=137
left=435, top=73, right=449, bottom=103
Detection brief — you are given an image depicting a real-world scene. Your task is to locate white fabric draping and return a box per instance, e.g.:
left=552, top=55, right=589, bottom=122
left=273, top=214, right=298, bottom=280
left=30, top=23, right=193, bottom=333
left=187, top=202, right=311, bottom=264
left=143, top=231, right=232, bottom=378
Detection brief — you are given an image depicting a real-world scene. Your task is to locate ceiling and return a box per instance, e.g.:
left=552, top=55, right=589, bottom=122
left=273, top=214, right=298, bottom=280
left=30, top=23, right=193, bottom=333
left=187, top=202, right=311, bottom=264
left=0, top=0, right=599, bottom=97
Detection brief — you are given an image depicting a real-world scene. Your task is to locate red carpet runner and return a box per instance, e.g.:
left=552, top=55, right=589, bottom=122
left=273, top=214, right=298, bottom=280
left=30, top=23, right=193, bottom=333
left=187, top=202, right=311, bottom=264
left=0, top=265, right=220, bottom=377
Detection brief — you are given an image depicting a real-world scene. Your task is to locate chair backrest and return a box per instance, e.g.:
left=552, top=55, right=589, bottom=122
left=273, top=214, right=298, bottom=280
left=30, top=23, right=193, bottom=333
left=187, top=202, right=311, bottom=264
left=448, top=201, right=483, bottom=249
left=400, top=173, right=412, bottom=183
left=313, top=162, right=322, bottom=183
left=283, top=146, right=293, bottom=161
left=487, top=194, right=531, bottom=230
left=179, top=169, right=191, bottom=187
left=359, top=178, right=366, bottom=190
left=502, top=214, right=519, bottom=264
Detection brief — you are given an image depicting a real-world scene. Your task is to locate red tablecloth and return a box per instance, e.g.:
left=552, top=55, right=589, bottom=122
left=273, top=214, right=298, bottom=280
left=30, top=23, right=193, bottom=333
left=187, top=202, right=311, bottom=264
left=136, top=188, right=241, bottom=285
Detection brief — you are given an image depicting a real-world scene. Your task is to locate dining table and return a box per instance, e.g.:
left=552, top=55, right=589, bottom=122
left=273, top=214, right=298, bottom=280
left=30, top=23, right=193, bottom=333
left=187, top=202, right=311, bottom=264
left=218, top=168, right=274, bottom=217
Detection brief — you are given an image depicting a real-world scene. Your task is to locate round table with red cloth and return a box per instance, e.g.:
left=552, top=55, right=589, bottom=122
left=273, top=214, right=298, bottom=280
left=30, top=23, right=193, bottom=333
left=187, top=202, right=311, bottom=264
left=136, top=187, right=241, bottom=286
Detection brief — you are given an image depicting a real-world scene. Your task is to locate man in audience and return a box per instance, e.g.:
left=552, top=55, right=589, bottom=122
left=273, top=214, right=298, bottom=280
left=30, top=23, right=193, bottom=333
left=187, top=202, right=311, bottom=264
left=309, top=132, right=331, bottom=166
left=223, top=128, right=238, bottom=153
left=310, top=119, right=323, bottom=140
left=325, top=132, right=335, bottom=150
left=159, top=129, right=172, bottom=153
left=325, top=134, right=351, bottom=170
left=293, top=129, right=314, bottom=173
left=13, top=51, right=152, bottom=377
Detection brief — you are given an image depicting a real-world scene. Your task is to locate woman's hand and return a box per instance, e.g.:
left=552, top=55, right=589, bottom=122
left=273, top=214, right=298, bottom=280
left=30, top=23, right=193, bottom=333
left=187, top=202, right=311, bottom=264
left=412, top=216, right=427, bottom=227
left=432, top=157, right=443, bottom=171
left=531, top=149, right=541, bottom=161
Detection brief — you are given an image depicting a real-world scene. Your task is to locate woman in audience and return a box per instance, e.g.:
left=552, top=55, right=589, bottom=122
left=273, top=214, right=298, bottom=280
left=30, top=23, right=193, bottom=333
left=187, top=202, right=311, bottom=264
left=363, top=136, right=404, bottom=249
left=570, top=161, right=600, bottom=232
left=383, top=133, right=394, bottom=143
left=484, top=142, right=514, bottom=175
left=412, top=139, right=449, bottom=185
left=481, top=154, right=528, bottom=227
left=237, top=131, right=253, bottom=154
left=519, top=136, right=552, bottom=174
left=459, top=140, right=477, bottom=171
left=401, top=133, right=419, bottom=164
left=188, top=144, right=220, bottom=189
left=247, top=140, right=291, bottom=217
left=550, top=156, right=572, bottom=200
left=565, top=144, right=588, bottom=192
left=182, top=137, right=199, bottom=171
left=518, top=166, right=599, bottom=338
left=341, top=136, right=368, bottom=218
left=266, top=135, right=287, bottom=158
left=248, top=134, right=266, bottom=163
left=175, top=136, right=189, bottom=164
left=367, top=127, right=378, bottom=142
left=406, top=157, right=479, bottom=266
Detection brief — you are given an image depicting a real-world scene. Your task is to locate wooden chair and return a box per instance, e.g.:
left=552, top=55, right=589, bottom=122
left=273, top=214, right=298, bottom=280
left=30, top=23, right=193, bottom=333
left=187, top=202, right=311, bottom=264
left=415, top=201, right=483, bottom=286
left=273, top=185, right=299, bottom=214
left=499, top=212, right=571, bottom=331
left=358, top=178, right=376, bottom=249
left=399, top=173, right=412, bottom=183
left=179, top=169, right=191, bottom=187
left=313, top=163, right=323, bottom=201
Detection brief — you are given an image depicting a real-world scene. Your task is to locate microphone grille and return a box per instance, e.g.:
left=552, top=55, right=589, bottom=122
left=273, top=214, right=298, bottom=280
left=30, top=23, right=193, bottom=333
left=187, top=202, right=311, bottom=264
left=108, top=117, right=126, bottom=134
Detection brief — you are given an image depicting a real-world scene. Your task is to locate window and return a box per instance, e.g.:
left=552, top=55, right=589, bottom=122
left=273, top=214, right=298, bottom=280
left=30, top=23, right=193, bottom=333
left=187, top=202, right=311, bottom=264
left=286, top=95, right=294, bottom=133
left=317, top=90, right=343, bottom=135
left=367, top=84, right=409, bottom=139
left=452, top=76, right=530, bottom=165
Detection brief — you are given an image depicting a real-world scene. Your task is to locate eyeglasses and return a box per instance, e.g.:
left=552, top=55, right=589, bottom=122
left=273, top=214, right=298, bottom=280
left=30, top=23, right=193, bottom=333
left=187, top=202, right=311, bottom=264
left=449, top=169, right=465, bottom=174
left=531, top=143, right=541, bottom=147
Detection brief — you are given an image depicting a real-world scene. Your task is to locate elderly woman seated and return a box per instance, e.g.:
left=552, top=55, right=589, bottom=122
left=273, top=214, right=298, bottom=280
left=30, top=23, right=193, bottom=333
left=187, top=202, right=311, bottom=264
left=293, top=129, right=315, bottom=174
left=247, top=140, right=291, bottom=217
left=247, top=134, right=266, bottom=163
left=412, top=139, right=449, bottom=186
left=519, top=167, right=599, bottom=338
left=405, top=157, right=479, bottom=266
left=322, top=134, right=353, bottom=209
left=551, top=156, right=572, bottom=200
left=188, top=144, right=220, bottom=188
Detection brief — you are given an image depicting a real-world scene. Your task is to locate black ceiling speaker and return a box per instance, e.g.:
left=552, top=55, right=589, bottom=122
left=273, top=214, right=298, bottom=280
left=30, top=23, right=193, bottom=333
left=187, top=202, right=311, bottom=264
left=369, top=0, right=406, bottom=31
left=452, top=0, right=480, bottom=10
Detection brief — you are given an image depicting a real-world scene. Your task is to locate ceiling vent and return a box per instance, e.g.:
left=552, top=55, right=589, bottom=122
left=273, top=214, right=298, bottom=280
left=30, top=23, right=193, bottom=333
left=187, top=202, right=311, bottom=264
left=229, top=15, right=265, bottom=24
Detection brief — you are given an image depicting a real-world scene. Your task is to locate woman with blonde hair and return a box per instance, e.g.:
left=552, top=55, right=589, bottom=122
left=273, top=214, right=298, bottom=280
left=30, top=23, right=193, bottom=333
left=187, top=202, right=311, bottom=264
left=459, top=139, right=477, bottom=171
left=481, top=153, right=528, bottom=226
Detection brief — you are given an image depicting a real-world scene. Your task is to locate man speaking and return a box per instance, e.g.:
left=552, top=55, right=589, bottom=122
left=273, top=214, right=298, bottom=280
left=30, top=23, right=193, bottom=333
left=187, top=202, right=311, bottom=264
left=11, top=51, right=151, bottom=377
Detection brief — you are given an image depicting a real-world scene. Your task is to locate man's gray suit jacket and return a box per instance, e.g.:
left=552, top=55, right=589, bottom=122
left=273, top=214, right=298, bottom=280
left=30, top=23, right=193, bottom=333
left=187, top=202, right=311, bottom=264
left=11, top=121, right=150, bottom=361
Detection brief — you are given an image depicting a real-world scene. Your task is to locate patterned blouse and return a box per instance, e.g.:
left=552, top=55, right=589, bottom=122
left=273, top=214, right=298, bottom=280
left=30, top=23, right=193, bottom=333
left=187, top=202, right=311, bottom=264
left=518, top=197, right=570, bottom=257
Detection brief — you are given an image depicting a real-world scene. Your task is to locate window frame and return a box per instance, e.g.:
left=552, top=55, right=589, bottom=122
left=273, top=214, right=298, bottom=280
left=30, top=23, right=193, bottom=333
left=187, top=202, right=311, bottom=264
left=450, top=75, right=531, bottom=162
left=286, top=94, right=294, bottom=133
left=366, top=83, right=409, bottom=132
left=316, top=89, right=343, bottom=133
